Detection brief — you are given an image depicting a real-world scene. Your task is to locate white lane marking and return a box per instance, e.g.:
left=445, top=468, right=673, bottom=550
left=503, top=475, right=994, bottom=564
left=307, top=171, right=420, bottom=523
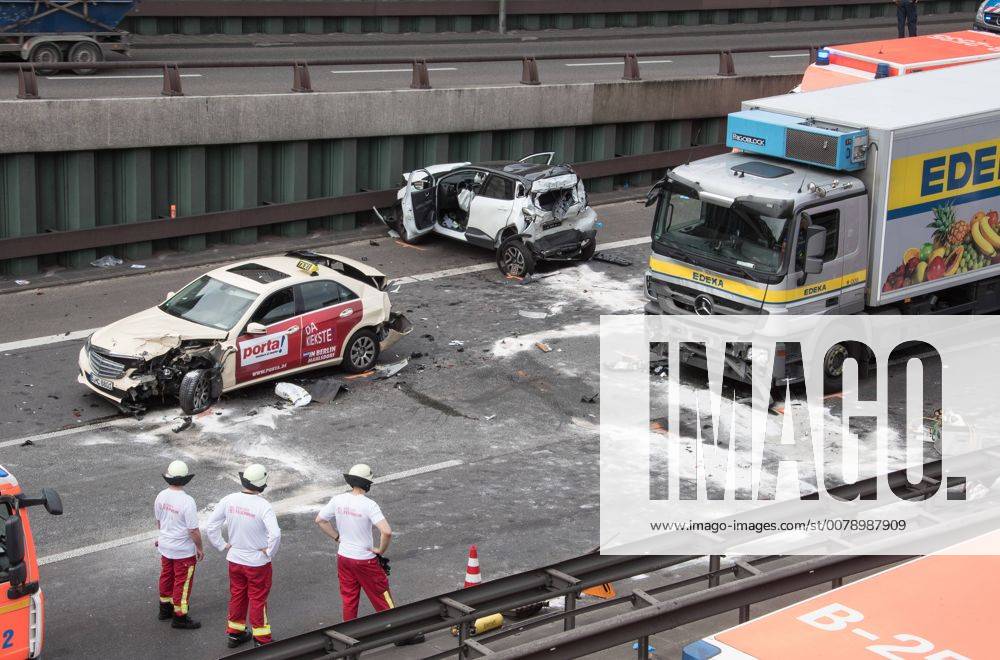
left=0, top=328, right=94, bottom=353
left=45, top=74, right=204, bottom=80
left=0, top=235, right=651, bottom=354
left=769, top=53, right=810, bottom=58
left=565, top=60, right=672, bottom=67
left=0, top=418, right=129, bottom=449
left=332, top=67, right=457, bottom=74
left=37, top=459, right=463, bottom=565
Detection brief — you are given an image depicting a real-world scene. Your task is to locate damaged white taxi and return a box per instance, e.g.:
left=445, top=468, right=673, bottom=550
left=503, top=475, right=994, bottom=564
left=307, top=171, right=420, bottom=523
left=379, top=153, right=599, bottom=277
left=78, top=250, right=411, bottom=414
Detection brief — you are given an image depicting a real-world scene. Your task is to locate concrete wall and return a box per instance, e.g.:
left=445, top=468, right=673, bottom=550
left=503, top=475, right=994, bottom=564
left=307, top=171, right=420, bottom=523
left=0, top=74, right=800, bottom=154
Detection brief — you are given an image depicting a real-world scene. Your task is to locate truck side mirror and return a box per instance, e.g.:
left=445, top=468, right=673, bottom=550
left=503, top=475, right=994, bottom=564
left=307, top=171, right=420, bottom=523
left=804, top=225, right=827, bottom=275
left=645, top=181, right=665, bottom=207
left=5, top=515, right=26, bottom=568
left=42, top=489, right=63, bottom=516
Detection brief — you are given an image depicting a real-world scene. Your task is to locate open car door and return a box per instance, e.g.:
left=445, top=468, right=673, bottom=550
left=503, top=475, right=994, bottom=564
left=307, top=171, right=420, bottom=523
left=400, top=168, right=437, bottom=240
left=519, top=152, right=555, bottom=166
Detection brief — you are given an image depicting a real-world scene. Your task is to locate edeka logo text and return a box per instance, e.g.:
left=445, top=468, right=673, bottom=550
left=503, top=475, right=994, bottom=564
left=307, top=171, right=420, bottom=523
left=920, top=143, right=1000, bottom=198
left=599, top=315, right=1000, bottom=557
left=691, top=271, right=725, bottom=288
left=239, top=333, right=289, bottom=366
left=888, top=138, right=1000, bottom=215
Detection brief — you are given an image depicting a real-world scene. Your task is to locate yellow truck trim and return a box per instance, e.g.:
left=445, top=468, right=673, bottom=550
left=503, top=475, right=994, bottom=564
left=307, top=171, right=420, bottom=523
left=648, top=256, right=866, bottom=304
left=0, top=599, right=30, bottom=616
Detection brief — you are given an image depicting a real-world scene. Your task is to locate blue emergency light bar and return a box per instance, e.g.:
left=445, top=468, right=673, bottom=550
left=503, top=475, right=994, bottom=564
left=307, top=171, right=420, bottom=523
left=726, top=109, right=869, bottom=172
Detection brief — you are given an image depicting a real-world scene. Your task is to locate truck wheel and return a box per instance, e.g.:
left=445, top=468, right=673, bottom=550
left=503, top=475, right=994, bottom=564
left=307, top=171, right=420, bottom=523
left=30, top=43, right=62, bottom=76
left=497, top=238, right=536, bottom=277
left=178, top=369, right=215, bottom=415
left=344, top=329, right=380, bottom=373
left=68, top=41, right=103, bottom=75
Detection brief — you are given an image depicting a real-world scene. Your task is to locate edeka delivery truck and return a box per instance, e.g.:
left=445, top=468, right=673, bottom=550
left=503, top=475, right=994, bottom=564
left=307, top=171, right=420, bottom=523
left=0, top=466, right=62, bottom=659
left=644, top=58, right=1000, bottom=387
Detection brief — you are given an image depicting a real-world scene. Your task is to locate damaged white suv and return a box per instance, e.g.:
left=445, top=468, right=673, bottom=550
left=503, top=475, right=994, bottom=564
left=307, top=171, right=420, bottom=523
left=380, top=153, right=599, bottom=276
left=78, top=251, right=410, bottom=415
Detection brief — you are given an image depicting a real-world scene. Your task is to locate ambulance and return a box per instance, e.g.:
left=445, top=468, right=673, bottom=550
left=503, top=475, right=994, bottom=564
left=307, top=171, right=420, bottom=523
left=0, top=466, right=62, bottom=659
left=683, top=532, right=1000, bottom=659
left=798, top=30, right=1000, bottom=92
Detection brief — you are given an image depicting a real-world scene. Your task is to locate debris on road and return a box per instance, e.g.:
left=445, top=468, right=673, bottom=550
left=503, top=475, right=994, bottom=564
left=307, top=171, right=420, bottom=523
left=410, top=352, right=424, bottom=359
left=308, top=378, right=347, bottom=404
left=535, top=342, right=553, bottom=353
left=376, top=359, right=408, bottom=379
left=171, top=416, right=193, bottom=433
left=581, top=393, right=599, bottom=404
left=275, top=382, right=312, bottom=407
left=592, top=251, right=633, bottom=267
left=448, top=340, right=464, bottom=347
left=518, top=310, right=548, bottom=319
left=20, top=439, right=34, bottom=447
left=14, top=279, right=29, bottom=286
left=129, top=264, right=147, bottom=269
left=90, top=255, right=123, bottom=268
left=483, top=414, right=496, bottom=421
left=387, top=229, right=400, bottom=239
left=369, top=240, right=380, bottom=246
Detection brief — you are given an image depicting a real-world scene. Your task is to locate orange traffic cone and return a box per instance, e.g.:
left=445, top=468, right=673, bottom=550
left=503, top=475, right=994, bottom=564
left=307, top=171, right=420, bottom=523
left=464, top=544, right=482, bottom=588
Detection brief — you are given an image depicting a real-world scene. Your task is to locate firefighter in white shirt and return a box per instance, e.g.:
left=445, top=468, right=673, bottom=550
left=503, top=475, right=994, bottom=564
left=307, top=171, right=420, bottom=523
left=154, top=460, right=204, bottom=630
left=315, top=462, right=423, bottom=650
left=206, top=463, right=281, bottom=648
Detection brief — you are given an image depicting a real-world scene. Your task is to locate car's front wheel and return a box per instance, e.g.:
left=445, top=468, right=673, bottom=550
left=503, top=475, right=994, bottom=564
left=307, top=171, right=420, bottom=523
left=497, top=238, right=536, bottom=277
left=178, top=369, right=215, bottom=415
left=344, top=329, right=380, bottom=373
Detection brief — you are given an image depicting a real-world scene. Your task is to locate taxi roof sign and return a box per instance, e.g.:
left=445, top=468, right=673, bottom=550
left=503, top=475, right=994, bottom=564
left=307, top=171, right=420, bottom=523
left=296, top=259, right=319, bottom=276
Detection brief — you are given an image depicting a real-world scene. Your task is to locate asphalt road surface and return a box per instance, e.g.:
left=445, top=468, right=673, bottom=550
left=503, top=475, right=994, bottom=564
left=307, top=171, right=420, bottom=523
left=0, top=196, right=946, bottom=659
left=0, top=15, right=971, bottom=100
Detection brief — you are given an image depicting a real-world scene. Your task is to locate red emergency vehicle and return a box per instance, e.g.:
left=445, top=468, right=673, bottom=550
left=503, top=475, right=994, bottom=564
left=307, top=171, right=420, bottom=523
left=799, top=30, right=1000, bottom=92
left=0, top=465, right=62, bottom=659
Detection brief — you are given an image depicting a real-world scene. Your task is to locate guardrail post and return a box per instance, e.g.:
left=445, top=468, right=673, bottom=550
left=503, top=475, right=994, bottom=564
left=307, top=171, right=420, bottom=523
left=292, top=61, right=313, bottom=92
left=717, top=51, right=736, bottom=77
left=623, top=53, right=641, bottom=81
left=809, top=46, right=819, bottom=63
left=708, top=555, right=722, bottom=587
left=17, top=66, right=39, bottom=100
left=637, top=635, right=651, bottom=659
left=411, top=59, right=431, bottom=89
left=161, top=64, right=184, bottom=96
left=521, top=56, right=540, bottom=85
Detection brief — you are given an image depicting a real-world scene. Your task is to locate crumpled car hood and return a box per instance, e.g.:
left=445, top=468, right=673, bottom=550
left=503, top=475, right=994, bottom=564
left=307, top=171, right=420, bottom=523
left=89, top=306, right=228, bottom=359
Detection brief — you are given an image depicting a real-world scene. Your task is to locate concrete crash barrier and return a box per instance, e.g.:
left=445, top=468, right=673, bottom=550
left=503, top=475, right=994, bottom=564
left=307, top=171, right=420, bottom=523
left=122, top=0, right=974, bottom=36
left=0, top=73, right=799, bottom=275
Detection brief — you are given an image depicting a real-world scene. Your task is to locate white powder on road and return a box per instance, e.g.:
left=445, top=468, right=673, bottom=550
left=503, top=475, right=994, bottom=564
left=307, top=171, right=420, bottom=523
left=540, top=265, right=646, bottom=316
left=491, top=322, right=599, bottom=358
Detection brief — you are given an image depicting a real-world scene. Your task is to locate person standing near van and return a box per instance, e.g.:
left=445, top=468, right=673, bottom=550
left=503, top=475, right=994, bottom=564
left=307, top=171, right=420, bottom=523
left=895, top=0, right=918, bottom=38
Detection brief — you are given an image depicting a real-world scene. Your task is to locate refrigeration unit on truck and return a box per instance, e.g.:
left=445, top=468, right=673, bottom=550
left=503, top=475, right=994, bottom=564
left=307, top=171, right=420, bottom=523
left=644, top=58, right=1000, bottom=387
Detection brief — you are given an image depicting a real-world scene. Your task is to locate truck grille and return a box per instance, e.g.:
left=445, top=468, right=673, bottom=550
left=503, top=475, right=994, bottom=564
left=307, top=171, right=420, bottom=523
left=785, top=128, right=838, bottom=167
left=88, top=348, right=126, bottom=379
left=650, top=280, right=760, bottom=315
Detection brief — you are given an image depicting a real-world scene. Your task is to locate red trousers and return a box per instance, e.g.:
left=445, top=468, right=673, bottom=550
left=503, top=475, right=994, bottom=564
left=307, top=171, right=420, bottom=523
left=158, top=555, right=197, bottom=616
left=337, top=555, right=394, bottom=621
left=226, top=562, right=273, bottom=643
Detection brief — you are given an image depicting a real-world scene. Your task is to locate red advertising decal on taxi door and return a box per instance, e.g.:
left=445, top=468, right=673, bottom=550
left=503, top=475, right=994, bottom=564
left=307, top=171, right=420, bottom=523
left=236, top=317, right=302, bottom=383
left=301, top=301, right=363, bottom=366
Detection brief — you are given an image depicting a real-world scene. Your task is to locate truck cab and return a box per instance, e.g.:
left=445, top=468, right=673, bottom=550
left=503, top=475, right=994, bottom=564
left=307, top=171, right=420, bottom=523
left=0, top=466, right=62, bottom=659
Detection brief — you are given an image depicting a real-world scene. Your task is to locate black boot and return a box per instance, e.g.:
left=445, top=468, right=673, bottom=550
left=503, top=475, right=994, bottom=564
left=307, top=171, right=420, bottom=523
left=171, top=614, right=201, bottom=630
left=158, top=602, right=174, bottom=621
left=227, top=631, right=252, bottom=648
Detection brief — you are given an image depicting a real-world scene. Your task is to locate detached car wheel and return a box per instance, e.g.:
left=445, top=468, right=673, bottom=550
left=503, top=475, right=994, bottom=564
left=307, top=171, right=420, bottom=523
left=178, top=369, right=215, bottom=415
left=344, top=329, right=380, bottom=373
left=497, top=238, right=536, bottom=277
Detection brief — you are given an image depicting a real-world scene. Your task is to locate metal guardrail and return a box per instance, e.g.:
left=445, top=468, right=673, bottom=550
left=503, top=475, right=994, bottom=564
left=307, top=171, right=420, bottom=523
left=127, top=0, right=912, bottom=19
left=0, top=145, right=726, bottom=262
left=6, top=44, right=819, bottom=99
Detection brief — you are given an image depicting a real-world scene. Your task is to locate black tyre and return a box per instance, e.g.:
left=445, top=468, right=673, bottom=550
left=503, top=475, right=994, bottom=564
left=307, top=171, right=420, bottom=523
left=497, top=238, right=536, bottom=277
left=30, top=43, right=62, bottom=76
left=178, top=369, right=214, bottom=415
left=68, top=41, right=103, bottom=75
left=577, top=239, right=597, bottom=262
left=343, top=329, right=380, bottom=373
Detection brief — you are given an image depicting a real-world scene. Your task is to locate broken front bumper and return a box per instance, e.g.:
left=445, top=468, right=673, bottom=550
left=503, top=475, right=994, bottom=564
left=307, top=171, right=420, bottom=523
left=77, top=347, right=127, bottom=404
left=379, top=313, right=412, bottom=351
left=527, top=228, right=597, bottom=260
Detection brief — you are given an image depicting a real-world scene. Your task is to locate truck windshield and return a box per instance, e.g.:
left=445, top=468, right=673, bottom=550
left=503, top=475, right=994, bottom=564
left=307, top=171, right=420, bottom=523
left=159, top=276, right=257, bottom=331
left=653, top=191, right=791, bottom=277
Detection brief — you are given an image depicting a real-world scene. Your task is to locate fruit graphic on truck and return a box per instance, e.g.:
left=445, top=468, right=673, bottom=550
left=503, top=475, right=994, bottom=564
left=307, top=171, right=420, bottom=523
left=883, top=205, right=1000, bottom=292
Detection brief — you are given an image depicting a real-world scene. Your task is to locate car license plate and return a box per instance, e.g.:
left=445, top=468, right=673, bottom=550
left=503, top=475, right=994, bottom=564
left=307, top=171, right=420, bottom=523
left=88, top=373, right=114, bottom=391
left=542, top=220, right=562, bottom=231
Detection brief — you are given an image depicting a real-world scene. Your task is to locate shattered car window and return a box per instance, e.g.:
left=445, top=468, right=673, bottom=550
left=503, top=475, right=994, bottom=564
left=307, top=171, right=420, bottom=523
left=159, top=276, right=258, bottom=331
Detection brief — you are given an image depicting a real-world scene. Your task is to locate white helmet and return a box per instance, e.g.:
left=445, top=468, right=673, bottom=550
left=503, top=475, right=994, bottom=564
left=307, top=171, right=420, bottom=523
left=163, top=460, right=193, bottom=486
left=344, top=464, right=374, bottom=491
left=240, top=463, right=268, bottom=491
